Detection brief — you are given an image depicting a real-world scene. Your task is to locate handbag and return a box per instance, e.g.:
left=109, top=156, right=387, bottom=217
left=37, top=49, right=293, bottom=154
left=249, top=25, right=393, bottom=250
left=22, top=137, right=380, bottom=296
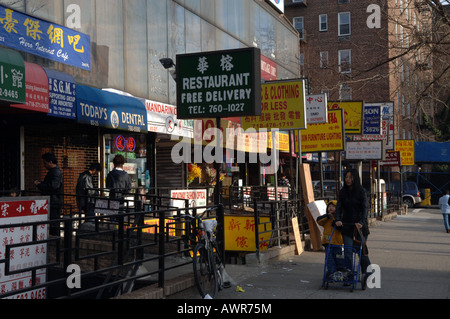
left=353, top=226, right=369, bottom=256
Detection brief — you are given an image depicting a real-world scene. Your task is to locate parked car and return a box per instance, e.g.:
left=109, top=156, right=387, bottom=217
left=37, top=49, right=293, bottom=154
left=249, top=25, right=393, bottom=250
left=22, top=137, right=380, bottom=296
left=388, top=181, right=422, bottom=208
left=313, top=180, right=343, bottom=198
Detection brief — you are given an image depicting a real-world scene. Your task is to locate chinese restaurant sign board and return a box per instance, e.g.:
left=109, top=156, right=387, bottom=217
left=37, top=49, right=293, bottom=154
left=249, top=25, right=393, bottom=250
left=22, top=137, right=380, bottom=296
left=176, top=48, right=261, bottom=119
left=0, top=5, right=91, bottom=70
left=242, top=80, right=307, bottom=131
left=224, top=216, right=272, bottom=252
left=0, top=197, right=48, bottom=299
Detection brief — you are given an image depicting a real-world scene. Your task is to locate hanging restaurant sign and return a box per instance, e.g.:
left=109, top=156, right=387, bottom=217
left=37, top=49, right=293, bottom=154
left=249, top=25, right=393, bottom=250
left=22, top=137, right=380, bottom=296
left=0, top=4, right=91, bottom=70
left=0, top=47, right=25, bottom=103
left=176, top=47, right=261, bottom=119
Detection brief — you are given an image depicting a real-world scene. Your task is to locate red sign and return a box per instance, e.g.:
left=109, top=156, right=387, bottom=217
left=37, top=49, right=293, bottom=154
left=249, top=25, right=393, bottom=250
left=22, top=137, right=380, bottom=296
left=372, top=151, right=401, bottom=167
left=11, top=62, right=49, bottom=113
left=261, top=54, right=277, bottom=81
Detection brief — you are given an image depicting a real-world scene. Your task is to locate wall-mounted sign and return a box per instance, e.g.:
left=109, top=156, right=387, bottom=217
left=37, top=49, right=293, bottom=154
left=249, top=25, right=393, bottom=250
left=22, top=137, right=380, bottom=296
left=0, top=197, right=48, bottom=299
left=77, top=85, right=147, bottom=133
left=0, top=47, right=25, bottom=104
left=11, top=62, right=49, bottom=113
left=266, top=0, right=285, bottom=13
left=176, top=47, right=261, bottom=119
left=45, top=68, right=76, bottom=119
left=0, top=4, right=91, bottom=70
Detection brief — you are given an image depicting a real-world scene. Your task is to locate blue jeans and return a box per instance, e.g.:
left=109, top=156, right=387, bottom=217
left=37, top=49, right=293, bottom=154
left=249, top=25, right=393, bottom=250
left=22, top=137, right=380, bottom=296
left=443, top=214, right=450, bottom=231
left=325, top=245, right=344, bottom=275
left=342, top=234, right=371, bottom=274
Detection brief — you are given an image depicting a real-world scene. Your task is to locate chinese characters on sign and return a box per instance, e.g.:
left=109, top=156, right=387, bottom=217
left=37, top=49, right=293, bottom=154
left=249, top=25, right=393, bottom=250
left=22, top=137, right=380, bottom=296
left=0, top=197, right=48, bottom=299
left=395, top=140, right=415, bottom=166
left=299, top=109, right=345, bottom=153
left=176, top=48, right=261, bottom=119
left=0, top=47, right=25, bottom=103
left=242, top=80, right=307, bottom=131
left=0, top=5, right=91, bottom=70
left=346, top=141, right=384, bottom=161
left=224, top=216, right=272, bottom=252
left=306, top=94, right=328, bottom=124
left=328, top=101, right=363, bottom=134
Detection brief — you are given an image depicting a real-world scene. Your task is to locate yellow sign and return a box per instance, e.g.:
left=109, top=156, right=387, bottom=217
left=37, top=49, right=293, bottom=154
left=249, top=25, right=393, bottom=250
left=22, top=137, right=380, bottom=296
left=298, top=109, right=345, bottom=153
left=395, top=139, right=415, bottom=166
left=242, top=80, right=306, bottom=131
left=267, top=131, right=290, bottom=152
left=328, top=101, right=363, bottom=134
left=224, top=216, right=272, bottom=252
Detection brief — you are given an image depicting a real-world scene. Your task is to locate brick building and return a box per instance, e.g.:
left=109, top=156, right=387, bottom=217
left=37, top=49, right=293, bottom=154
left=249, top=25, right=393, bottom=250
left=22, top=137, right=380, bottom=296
left=284, top=0, right=438, bottom=145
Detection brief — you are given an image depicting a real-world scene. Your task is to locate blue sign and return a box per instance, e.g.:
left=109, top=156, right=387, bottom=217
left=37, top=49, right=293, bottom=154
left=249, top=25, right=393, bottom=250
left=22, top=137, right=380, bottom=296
left=45, top=68, right=76, bottom=119
left=76, top=85, right=147, bottom=133
left=363, top=105, right=381, bottom=135
left=0, top=5, right=91, bottom=70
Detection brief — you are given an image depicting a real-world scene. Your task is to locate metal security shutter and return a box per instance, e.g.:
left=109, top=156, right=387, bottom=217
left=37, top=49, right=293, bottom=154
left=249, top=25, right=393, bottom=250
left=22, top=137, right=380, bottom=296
left=155, top=143, right=185, bottom=190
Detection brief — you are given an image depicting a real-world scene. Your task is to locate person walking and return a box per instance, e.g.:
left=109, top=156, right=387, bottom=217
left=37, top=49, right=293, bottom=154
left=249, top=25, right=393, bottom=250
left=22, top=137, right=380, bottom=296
left=34, top=153, right=64, bottom=235
left=334, top=168, right=371, bottom=287
left=76, top=163, right=101, bottom=222
left=438, top=189, right=450, bottom=233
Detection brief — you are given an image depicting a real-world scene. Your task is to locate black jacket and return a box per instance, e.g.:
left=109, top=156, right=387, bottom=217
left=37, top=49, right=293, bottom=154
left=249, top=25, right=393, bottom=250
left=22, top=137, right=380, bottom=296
left=76, top=171, right=98, bottom=209
left=335, top=188, right=370, bottom=237
left=106, top=169, right=131, bottom=200
left=37, top=166, right=64, bottom=208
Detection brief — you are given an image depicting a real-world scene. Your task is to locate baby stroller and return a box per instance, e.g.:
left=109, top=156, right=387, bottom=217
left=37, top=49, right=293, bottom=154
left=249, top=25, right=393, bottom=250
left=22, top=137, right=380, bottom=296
left=321, top=225, right=366, bottom=292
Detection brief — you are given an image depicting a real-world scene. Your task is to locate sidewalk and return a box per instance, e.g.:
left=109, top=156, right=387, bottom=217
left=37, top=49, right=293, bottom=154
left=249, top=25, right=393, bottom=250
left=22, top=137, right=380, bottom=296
left=165, top=207, right=450, bottom=299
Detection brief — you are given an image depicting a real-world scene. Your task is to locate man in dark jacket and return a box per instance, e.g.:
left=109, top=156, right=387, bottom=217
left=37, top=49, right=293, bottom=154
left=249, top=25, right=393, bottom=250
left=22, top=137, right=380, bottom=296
left=106, top=155, right=131, bottom=202
left=34, top=153, right=64, bottom=235
left=76, top=163, right=101, bottom=220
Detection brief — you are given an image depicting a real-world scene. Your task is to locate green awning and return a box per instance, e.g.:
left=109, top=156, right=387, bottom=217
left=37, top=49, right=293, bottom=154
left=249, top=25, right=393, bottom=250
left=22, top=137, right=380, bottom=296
left=0, top=47, right=26, bottom=104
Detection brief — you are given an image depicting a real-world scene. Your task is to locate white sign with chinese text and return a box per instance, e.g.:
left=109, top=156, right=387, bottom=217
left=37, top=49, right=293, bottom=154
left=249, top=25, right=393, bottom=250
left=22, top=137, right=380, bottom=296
left=0, top=197, right=48, bottom=299
left=306, top=94, right=328, bottom=124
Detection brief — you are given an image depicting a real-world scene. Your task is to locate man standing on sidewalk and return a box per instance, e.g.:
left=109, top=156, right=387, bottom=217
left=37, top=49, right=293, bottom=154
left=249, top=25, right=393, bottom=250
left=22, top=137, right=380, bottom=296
left=438, top=189, right=450, bottom=233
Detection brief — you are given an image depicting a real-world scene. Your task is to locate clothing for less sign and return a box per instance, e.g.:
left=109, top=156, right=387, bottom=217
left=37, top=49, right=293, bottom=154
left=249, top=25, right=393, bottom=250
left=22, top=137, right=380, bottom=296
left=176, top=48, right=261, bottom=119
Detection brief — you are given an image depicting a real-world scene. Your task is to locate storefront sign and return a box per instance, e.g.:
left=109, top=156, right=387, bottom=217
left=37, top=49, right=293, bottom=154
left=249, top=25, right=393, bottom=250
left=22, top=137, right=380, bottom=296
left=145, top=99, right=193, bottom=138
left=346, top=141, right=384, bottom=160
left=300, top=109, right=345, bottom=153
left=11, top=62, right=49, bottom=113
left=224, top=216, right=272, bottom=252
left=0, top=47, right=25, bottom=103
left=306, top=94, right=328, bottom=124
left=328, top=101, right=363, bottom=134
left=363, top=104, right=382, bottom=135
left=378, top=151, right=401, bottom=167
left=77, top=85, right=147, bottom=133
left=45, top=68, right=76, bottom=119
left=176, top=47, right=261, bottom=119
left=266, top=0, right=285, bottom=13
left=242, top=80, right=307, bottom=131
left=395, top=139, right=415, bottom=166
left=170, top=189, right=207, bottom=215
left=0, top=197, right=48, bottom=299
left=261, top=55, right=277, bottom=81
left=0, top=5, right=91, bottom=70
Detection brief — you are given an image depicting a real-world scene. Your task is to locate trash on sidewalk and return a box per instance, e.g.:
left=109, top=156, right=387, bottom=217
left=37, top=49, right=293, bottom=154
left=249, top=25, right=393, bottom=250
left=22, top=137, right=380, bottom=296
left=236, top=286, right=245, bottom=293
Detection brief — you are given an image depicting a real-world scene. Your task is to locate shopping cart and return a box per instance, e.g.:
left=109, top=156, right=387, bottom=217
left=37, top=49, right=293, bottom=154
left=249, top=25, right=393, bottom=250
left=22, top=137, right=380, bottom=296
left=321, top=224, right=365, bottom=292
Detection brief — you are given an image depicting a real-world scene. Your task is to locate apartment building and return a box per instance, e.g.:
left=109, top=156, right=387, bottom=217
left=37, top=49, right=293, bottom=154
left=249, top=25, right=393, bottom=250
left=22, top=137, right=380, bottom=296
left=284, top=0, right=437, bottom=143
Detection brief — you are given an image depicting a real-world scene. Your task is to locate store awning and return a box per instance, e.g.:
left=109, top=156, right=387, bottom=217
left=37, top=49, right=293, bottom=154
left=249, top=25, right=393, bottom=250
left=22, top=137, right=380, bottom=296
left=0, top=47, right=26, bottom=104
left=76, top=85, right=147, bottom=133
left=11, top=62, right=49, bottom=113
left=44, top=68, right=77, bottom=120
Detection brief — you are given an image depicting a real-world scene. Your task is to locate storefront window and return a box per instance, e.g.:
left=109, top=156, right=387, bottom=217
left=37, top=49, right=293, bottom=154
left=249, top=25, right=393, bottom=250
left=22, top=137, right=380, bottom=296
left=104, top=133, right=149, bottom=192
